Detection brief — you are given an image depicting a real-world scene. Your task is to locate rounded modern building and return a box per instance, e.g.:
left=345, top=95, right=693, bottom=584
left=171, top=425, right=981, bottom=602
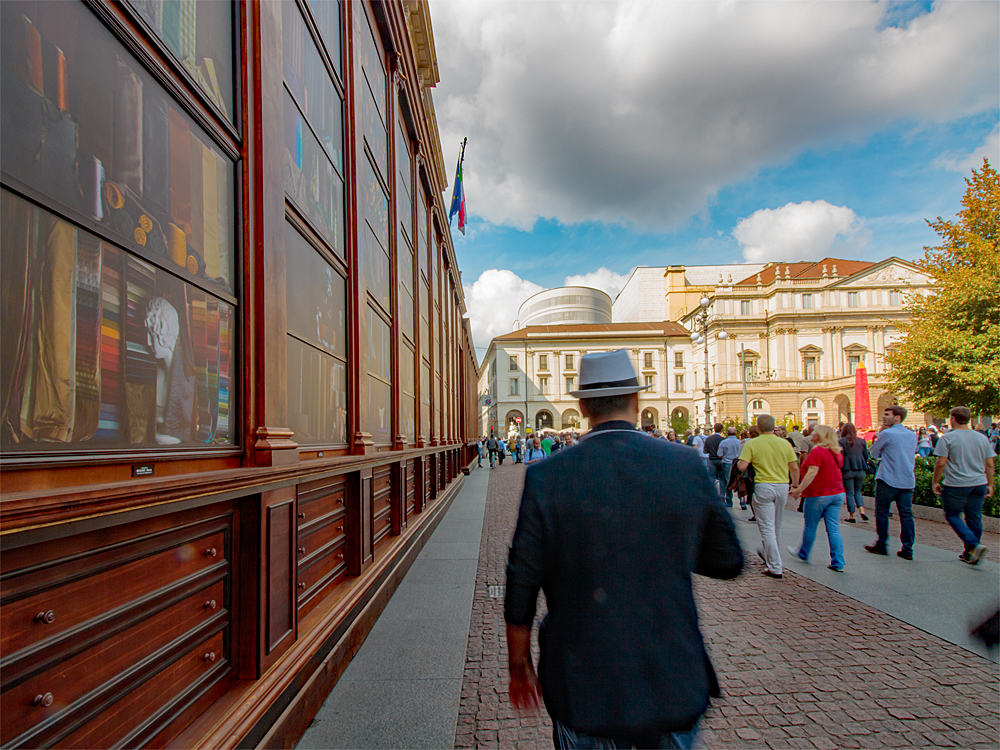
left=516, top=286, right=613, bottom=327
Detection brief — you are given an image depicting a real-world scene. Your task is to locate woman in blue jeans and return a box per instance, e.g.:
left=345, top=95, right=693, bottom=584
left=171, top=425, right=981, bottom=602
left=789, top=425, right=847, bottom=571
left=839, top=422, right=870, bottom=522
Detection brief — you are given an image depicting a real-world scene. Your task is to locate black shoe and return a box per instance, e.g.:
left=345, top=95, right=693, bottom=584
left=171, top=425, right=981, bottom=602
left=865, top=544, right=888, bottom=556
left=860, top=513, right=869, bottom=521
left=762, top=570, right=783, bottom=579
left=740, top=503, right=747, bottom=510
left=897, top=550, right=913, bottom=560
left=797, top=503, right=804, bottom=513
left=828, top=565, right=844, bottom=572
left=747, top=516, right=756, bottom=523
left=846, top=518, right=857, bottom=523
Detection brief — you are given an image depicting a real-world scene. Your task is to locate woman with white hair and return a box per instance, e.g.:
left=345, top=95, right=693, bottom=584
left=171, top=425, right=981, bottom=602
left=788, top=424, right=847, bottom=572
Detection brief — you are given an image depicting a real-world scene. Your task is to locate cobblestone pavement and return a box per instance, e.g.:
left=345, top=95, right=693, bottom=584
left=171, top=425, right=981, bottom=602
left=455, top=462, right=1000, bottom=749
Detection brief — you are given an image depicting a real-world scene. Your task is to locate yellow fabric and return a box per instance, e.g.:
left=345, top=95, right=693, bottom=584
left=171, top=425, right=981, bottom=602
left=738, top=433, right=797, bottom=484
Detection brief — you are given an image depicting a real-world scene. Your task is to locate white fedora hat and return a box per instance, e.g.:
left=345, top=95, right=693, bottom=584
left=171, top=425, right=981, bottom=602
left=567, top=349, right=651, bottom=398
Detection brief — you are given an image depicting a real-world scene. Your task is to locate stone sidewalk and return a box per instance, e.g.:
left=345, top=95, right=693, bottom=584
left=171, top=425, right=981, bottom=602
left=456, top=462, right=1000, bottom=750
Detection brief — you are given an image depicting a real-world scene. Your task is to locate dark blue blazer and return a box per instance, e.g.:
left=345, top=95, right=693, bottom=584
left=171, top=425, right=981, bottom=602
left=505, top=420, right=743, bottom=739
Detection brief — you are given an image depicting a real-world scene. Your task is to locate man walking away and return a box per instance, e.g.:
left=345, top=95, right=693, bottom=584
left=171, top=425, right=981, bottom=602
left=704, top=423, right=728, bottom=505
left=486, top=434, right=500, bottom=469
left=477, top=437, right=484, bottom=468
left=737, top=414, right=800, bottom=578
left=789, top=425, right=812, bottom=460
left=719, top=427, right=743, bottom=508
left=506, top=349, right=743, bottom=749
left=933, top=407, right=995, bottom=564
left=866, top=405, right=918, bottom=559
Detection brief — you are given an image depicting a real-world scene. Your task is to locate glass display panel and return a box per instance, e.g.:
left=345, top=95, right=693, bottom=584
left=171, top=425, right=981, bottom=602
left=367, top=375, right=391, bottom=444
left=399, top=284, right=414, bottom=344
left=129, top=0, right=234, bottom=121
left=398, top=233, right=413, bottom=296
left=285, top=221, right=346, bottom=359
left=287, top=334, right=347, bottom=445
left=420, top=361, right=430, bottom=437
left=355, top=0, right=386, bottom=178
left=417, top=193, right=428, bottom=280
left=363, top=158, right=390, bottom=311
left=366, top=305, right=391, bottom=383
left=396, top=118, right=412, bottom=249
left=1, top=0, right=237, bottom=295
left=435, top=373, right=442, bottom=437
left=284, top=89, right=344, bottom=257
left=420, top=280, right=430, bottom=328
left=308, top=0, right=342, bottom=80
left=1, top=189, right=234, bottom=451
left=400, top=343, right=414, bottom=397
left=402, top=393, right=415, bottom=445
left=283, top=0, right=343, bottom=175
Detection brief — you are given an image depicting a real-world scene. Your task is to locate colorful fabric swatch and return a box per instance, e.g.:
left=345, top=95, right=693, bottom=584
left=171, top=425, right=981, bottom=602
left=72, top=233, right=103, bottom=441
left=97, top=244, right=122, bottom=439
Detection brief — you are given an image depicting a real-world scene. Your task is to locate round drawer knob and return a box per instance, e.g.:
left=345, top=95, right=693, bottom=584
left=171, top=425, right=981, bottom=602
left=298, top=582, right=306, bottom=589
left=204, top=599, right=217, bottom=610
left=205, top=547, right=218, bottom=557
left=336, top=553, right=344, bottom=560
left=203, top=652, right=217, bottom=663
left=298, top=547, right=307, bottom=554
left=297, top=512, right=306, bottom=519
left=33, top=693, right=53, bottom=708
left=34, top=611, right=55, bottom=625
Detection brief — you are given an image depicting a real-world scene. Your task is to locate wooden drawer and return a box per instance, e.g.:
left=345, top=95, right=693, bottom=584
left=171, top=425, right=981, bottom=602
left=1, top=580, right=226, bottom=745
left=406, top=459, right=416, bottom=516
left=297, top=517, right=345, bottom=563
left=52, top=629, right=228, bottom=750
left=1, top=527, right=227, bottom=662
left=297, top=542, right=346, bottom=604
left=373, top=466, right=392, bottom=550
left=297, top=475, right=347, bottom=528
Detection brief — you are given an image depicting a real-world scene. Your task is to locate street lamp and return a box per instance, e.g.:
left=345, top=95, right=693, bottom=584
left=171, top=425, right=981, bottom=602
left=694, top=296, right=727, bottom=428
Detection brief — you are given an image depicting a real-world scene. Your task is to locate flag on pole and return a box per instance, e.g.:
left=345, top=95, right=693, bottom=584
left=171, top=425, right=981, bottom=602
left=448, top=138, right=467, bottom=235
left=854, top=363, right=872, bottom=432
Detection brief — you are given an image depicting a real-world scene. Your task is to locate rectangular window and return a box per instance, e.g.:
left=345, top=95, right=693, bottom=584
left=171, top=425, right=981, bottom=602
left=564, top=354, right=574, bottom=370
left=644, top=375, right=654, bottom=389
left=848, top=291, right=859, bottom=308
left=675, top=374, right=685, bottom=391
left=890, top=290, right=900, bottom=305
left=804, top=357, right=816, bottom=380
left=802, top=294, right=813, bottom=309
left=644, top=352, right=653, bottom=369
left=675, top=352, right=684, bottom=367
left=848, top=355, right=860, bottom=375
left=565, top=377, right=574, bottom=393
left=741, top=300, right=751, bottom=315
left=509, top=377, right=519, bottom=396
left=539, top=354, right=548, bottom=371
left=129, top=0, right=235, bottom=121
left=509, top=354, right=518, bottom=371
left=401, top=343, right=415, bottom=444
left=539, top=376, right=549, bottom=395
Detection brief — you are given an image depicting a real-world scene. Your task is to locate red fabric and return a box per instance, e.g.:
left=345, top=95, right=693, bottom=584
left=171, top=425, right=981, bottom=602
left=800, top=445, right=845, bottom=497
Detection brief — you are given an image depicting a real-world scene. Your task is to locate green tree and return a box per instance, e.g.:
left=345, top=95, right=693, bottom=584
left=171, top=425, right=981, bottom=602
left=885, top=159, right=1000, bottom=415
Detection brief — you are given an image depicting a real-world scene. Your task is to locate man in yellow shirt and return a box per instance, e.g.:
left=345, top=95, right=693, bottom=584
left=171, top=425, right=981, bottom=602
left=737, top=414, right=800, bottom=578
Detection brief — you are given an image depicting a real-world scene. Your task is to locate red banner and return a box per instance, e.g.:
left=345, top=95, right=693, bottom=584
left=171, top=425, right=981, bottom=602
left=854, top=363, right=873, bottom=431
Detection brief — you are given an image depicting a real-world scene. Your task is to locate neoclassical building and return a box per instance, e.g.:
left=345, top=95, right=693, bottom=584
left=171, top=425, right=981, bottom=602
left=478, top=321, right=696, bottom=436
left=671, top=257, right=934, bottom=428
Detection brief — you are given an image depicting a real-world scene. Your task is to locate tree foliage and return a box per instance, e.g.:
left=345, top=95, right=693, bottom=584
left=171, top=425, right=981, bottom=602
left=885, top=159, right=1000, bottom=416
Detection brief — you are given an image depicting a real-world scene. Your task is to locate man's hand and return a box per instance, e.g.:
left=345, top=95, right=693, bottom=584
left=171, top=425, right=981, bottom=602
left=789, top=485, right=802, bottom=499
left=507, top=624, right=542, bottom=713
left=933, top=482, right=942, bottom=496
left=509, top=664, right=542, bottom=712
left=988, top=484, right=994, bottom=499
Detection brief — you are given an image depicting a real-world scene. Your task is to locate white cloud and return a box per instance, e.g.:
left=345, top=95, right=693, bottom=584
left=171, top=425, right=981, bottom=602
left=733, top=201, right=868, bottom=262
left=462, top=269, right=543, bottom=354
left=431, top=0, right=999, bottom=230
left=935, top=126, right=1000, bottom=173
left=564, top=268, right=631, bottom=300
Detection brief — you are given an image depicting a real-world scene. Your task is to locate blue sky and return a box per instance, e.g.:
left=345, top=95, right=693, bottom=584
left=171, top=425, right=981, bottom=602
left=429, top=0, right=999, bottom=352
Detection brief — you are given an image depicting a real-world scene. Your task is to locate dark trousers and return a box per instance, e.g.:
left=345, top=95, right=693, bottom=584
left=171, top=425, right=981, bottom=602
left=874, top=480, right=915, bottom=553
left=942, top=484, right=987, bottom=551
left=710, top=459, right=729, bottom=503
left=554, top=718, right=699, bottom=750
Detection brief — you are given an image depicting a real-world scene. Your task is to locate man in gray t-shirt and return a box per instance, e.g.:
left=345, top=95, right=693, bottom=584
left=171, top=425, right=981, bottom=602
left=933, top=406, right=996, bottom=565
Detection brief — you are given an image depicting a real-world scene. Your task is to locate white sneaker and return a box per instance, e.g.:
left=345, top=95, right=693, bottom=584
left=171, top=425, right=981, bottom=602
left=787, top=545, right=806, bottom=562
left=969, top=544, right=988, bottom=564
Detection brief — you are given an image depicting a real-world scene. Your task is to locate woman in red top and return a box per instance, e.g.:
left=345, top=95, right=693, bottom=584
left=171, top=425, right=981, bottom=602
left=788, top=425, right=846, bottom=571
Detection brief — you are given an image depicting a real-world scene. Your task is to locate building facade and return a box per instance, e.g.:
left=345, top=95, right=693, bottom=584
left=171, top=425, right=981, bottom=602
left=478, top=322, right=696, bottom=436
left=673, top=258, right=934, bottom=428
left=0, top=1, right=478, bottom=747
left=515, top=286, right=612, bottom=328
left=613, top=263, right=765, bottom=322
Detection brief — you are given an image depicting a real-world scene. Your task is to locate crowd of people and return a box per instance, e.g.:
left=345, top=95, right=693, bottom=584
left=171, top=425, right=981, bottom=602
left=498, top=349, right=996, bottom=749
left=476, top=430, right=578, bottom=468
